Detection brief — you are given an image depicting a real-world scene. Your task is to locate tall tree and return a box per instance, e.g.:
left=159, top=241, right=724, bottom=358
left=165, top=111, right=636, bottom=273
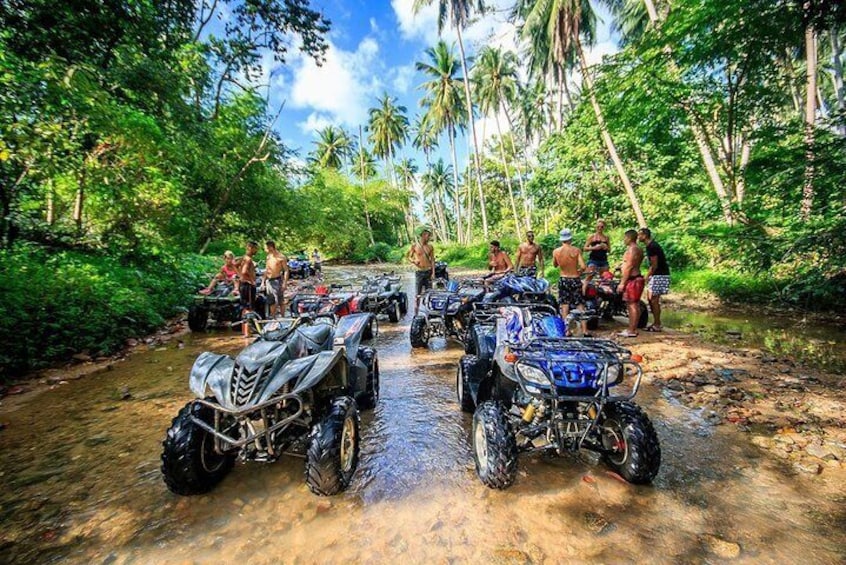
left=417, top=41, right=467, bottom=242
left=519, top=0, right=647, bottom=227
left=310, top=126, right=353, bottom=169
left=395, top=157, right=419, bottom=239
left=368, top=92, right=410, bottom=240
left=414, top=0, right=489, bottom=238
left=355, top=126, right=376, bottom=245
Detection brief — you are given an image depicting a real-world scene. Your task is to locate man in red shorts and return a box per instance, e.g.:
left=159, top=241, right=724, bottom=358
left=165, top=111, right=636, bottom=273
left=617, top=229, right=644, bottom=337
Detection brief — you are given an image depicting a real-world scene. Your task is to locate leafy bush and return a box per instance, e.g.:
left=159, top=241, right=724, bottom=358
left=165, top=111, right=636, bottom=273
left=0, top=244, right=216, bottom=381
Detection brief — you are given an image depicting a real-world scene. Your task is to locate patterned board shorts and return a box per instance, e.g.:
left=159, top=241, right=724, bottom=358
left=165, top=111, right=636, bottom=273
left=266, top=277, right=284, bottom=307
left=415, top=270, right=432, bottom=296
left=517, top=266, right=537, bottom=277
left=647, top=275, right=671, bottom=296
left=557, top=277, right=584, bottom=307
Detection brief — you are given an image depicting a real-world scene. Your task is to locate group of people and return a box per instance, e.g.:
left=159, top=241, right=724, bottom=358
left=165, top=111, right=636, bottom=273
left=201, top=242, right=324, bottom=322
left=407, top=220, right=671, bottom=338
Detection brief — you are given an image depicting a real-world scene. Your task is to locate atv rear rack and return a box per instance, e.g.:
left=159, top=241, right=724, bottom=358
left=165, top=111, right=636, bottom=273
left=471, top=302, right=558, bottom=325
left=191, top=395, right=304, bottom=454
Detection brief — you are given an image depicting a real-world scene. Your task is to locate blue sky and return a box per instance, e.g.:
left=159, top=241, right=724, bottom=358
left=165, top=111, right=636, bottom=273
left=226, top=0, right=620, bottom=168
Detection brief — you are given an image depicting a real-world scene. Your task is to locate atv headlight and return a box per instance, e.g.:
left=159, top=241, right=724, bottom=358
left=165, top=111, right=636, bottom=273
left=602, top=364, right=621, bottom=385
left=517, top=363, right=550, bottom=388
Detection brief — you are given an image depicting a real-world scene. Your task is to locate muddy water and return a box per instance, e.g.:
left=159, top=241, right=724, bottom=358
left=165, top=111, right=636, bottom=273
left=1, top=267, right=844, bottom=564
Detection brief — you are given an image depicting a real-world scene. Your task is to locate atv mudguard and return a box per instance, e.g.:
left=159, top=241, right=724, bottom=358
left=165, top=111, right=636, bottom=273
left=189, top=352, right=236, bottom=402
left=334, top=313, right=372, bottom=366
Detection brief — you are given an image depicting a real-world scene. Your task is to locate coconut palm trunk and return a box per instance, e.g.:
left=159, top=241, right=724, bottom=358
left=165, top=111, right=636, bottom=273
left=448, top=124, right=463, bottom=243
left=455, top=26, right=488, bottom=239
left=576, top=42, right=647, bottom=227
left=495, top=112, right=522, bottom=239
left=830, top=27, right=845, bottom=136
left=801, top=6, right=817, bottom=220
left=358, top=126, right=376, bottom=246
left=503, top=105, right=532, bottom=229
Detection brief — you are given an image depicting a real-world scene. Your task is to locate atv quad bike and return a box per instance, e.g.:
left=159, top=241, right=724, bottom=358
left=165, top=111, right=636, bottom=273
left=187, top=270, right=268, bottom=332
left=161, top=313, right=379, bottom=496
left=458, top=305, right=660, bottom=488
left=587, top=271, right=648, bottom=330
left=409, top=275, right=555, bottom=349
left=289, top=285, right=376, bottom=339
left=287, top=257, right=313, bottom=280
left=354, top=273, right=408, bottom=323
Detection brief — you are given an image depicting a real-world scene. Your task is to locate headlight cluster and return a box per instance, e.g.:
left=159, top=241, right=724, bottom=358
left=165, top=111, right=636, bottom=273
left=517, top=363, right=550, bottom=387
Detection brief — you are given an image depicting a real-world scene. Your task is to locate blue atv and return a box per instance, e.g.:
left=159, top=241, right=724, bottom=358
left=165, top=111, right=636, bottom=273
left=457, top=306, right=660, bottom=488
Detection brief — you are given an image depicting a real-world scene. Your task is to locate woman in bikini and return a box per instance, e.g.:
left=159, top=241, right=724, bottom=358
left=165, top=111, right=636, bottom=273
left=199, top=251, right=240, bottom=295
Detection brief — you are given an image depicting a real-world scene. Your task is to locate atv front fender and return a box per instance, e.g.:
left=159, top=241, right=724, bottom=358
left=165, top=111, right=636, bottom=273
left=189, top=352, right=235, bottom=402
left=291, top=349, right=347, bottom=395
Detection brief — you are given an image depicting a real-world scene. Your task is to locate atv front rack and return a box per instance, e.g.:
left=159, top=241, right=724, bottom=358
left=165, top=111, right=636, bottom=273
left=510, top=337, right=643, bottom=403
left=191, top=395, right=304, bottom=454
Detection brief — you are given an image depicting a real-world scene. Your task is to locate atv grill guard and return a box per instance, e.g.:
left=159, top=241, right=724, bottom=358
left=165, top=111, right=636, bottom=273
left=191, top=395, right=304, bottom=453
left=510, top=338, right=643, bottom=403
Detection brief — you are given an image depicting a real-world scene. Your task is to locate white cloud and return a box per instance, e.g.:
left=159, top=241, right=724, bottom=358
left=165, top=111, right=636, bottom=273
left=391, top=63, right=417, bottom=94
left=392, top=0, right=440, bottom=45
left=370, top=17, right=379, bottom=34
left=392, top=0, right=516, bottom=49
left=298, top=112, right=334, bottom=135
left=288, top=36, right=383, bottom=134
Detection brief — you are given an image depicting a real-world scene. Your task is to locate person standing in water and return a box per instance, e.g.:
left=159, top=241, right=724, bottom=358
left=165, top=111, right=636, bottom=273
left=407, top=227, right=435, bottom=314
left=264, top=240, right=289, bottom=318
left=638, top=228, right=670, bottom=332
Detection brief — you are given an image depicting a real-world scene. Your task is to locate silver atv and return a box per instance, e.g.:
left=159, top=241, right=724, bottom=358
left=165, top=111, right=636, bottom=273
left=161, top=313, right=379, bottom=496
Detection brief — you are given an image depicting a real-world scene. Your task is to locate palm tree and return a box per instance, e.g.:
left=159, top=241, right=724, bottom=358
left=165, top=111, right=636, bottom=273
left=395, top=157, right=419, bottom=239
left=417, top=41, right=468, bottom=243
left=414, top=0, right=489, bottom=238
left=368, top=92, right=410, bottom=186
left=310, top=126, right=353, bottom=169
left=422, top=158, right=454, bottom=241
left=354, top=126, right=377, bottom=246
left=474, top=46, right=531, bottom=234
left=519, top=0, right=647, bottom=227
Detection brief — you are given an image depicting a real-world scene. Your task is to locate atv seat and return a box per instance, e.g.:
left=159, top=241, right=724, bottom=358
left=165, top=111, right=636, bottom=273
left=297, top=324, right=333, bottom=353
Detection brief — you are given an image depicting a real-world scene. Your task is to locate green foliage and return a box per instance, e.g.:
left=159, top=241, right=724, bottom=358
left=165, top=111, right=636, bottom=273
left=0, top=243, right=216, bottom=380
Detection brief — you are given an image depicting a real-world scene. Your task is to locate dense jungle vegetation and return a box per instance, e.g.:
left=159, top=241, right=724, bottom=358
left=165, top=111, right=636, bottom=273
left=2, top=0, right=845, bottom=377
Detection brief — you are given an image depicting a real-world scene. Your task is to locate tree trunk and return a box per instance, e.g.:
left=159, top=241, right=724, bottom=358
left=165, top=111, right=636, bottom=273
left=555, top=64, right=564, bottom=131
left=455, top=26, right=488, bottom=238
left=801, top=10, right=817, bottom=220
left=73, top=168, right=85, bottom=235
left=448, top=125, right=462, bottom=243
left=496, top=113, right=522, bottom=239
left=831, top=28, right=845, bottom=135
left=503, top=105, right=532, bottom=229
left=359, top=126, right=375, bottom=246
left=736, top=134, right=751, bottom=207
left=577, top=42, right=647, bottom=227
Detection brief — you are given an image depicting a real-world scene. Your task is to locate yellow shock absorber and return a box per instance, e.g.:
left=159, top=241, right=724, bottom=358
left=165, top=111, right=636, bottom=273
left=522, top=403, right=536, bottom=423
left=588, top=405, right=598, bottom=420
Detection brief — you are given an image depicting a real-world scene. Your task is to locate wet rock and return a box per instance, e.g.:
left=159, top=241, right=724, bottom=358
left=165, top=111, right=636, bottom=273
left=118, top=386, right=132, bottom=400
left=666, top=379, right=685, bottom=392
left=0, top=422, right=7, bottom=431
left=315, top=501, right=333, bottom=515
left=702, top=384, right=719, bottom=394
left=492, top=547, right=531, bottom=564
left=582, top=512, right=614, bottom=535
left=126, top=338, right=139, bottom=347
left=72, top=353, right=92, bottom=362
left=85, top=433, right=111, bottom=447
left=702, top=534, right=741, bottom=559
left=704, top=411, right=723, bottom=425
left=429, top=519, right=443, bottom=532
left=46, top=376, right=64, bottom=385
left=101, top=405, right=118, bottom=412
left=177, top=340, right=185, bottom=349
left=794, top=460, right=823, bottom=475
left=805, top=443, right=837, bottom=461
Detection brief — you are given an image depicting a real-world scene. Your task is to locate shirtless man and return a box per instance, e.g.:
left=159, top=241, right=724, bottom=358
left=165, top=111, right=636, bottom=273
left=617, top=229, right=645, bottom=337
left=264, top=240, right=289, bottom=318
left=552, top=228, right=587, bottom=335
left=239, top=242, right=259, bottom=321
left=487, top=240, right=513, bottom=280
left=515, top=230, right=544, bottom=278
left=407, top=227, right=435, bottom=313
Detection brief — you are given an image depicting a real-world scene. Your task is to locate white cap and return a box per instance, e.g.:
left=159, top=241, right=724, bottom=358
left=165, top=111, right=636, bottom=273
left=559, top=228, right=573, bottom=242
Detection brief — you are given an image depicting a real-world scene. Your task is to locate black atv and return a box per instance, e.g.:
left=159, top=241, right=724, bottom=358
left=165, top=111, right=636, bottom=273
left=409, top=279, right=487, bottom=349
left=187, top=274, right=268, bottom=332
left=355, top=273, right=408, bottom=323
left=457, top=305, right=660, bottom=488
left=161, top=313, right=379, bottom=496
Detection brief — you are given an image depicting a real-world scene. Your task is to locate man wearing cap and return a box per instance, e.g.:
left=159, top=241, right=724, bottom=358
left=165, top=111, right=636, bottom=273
left=553, top=229, right=588, bottom=335
left=515, top=230, right=544, bottom=278
left=408, top=227, right=435, bottom=314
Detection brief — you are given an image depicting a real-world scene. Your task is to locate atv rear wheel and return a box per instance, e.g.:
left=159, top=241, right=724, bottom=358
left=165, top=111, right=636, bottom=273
left=409, top=315, right=428, bottom=348
left=387, top=299, right=400, bottom=323
left=305, top=397, right=360, bottom=496
left=161, top=400, right=236, bottom=495
left=398, top=292, right=408, bottom=315
left=472, top=401, right=517, bottom=489
left=187, top=305, right=209, bottom=332
left=600, top=401, right=661, bottom=484
left=586, top=316, right=600, bottom=331
left=457, top=355, right=481, bottom=413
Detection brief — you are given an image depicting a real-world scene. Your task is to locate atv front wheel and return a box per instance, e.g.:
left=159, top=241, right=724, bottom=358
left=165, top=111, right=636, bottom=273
left=358, top=349, right=380, bottom=410
left=188, top=305, right=209, bottom=332
left=161, top=400, right=236, bottom=495
left=457, top=355, right=481, bottom=413
left=472, top=401, right=517, bottom=489
left=363, top=315, right=375, bottom=340
left=409, top=315, right=428, bottom=348
left=305, top=397, right=360, bottom=496
left=398, top=292, right=408, bottom=315
left=600, top=401, right=661, bottom=484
